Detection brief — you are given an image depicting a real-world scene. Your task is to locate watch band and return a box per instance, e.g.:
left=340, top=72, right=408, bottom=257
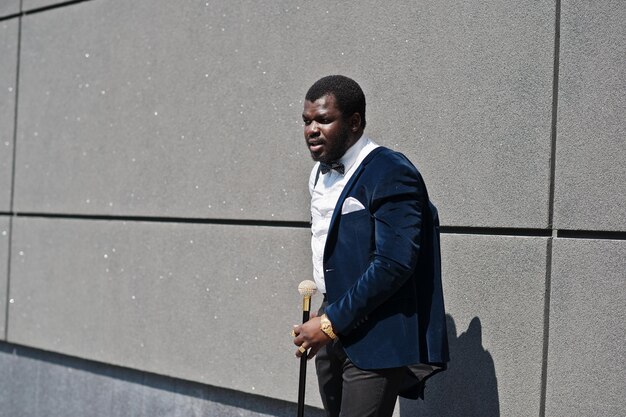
left=320, top=314, right=338, bottom=340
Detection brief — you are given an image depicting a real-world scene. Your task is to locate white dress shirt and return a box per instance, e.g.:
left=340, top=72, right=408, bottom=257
left=309, top=136, right=379, bottom=294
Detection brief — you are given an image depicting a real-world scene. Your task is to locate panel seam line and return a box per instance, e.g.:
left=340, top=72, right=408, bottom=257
left=4, top=0, right=22, bottom=342
left=540, top=1, right=561, bottom=415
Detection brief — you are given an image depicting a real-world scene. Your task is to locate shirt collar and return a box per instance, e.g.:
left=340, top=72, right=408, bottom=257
left=338, top=134, right=368, bottom=174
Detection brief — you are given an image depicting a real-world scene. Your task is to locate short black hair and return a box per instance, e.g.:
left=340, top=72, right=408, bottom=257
left=305, top=75, right=366, bottom=129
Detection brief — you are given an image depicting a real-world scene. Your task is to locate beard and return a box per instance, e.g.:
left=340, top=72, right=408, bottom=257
left=312, top=125, right=353, bottom=163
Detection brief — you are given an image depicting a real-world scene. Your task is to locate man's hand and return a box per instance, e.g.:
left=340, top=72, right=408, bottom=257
left=293, top=315, right=332, bottom=359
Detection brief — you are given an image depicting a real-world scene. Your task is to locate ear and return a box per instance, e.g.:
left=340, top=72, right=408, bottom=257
left=349, top=113, right=362, bottom=132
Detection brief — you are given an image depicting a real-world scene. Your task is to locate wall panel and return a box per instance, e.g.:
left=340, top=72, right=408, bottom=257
left=0, top=19, right=18, bottom=211
left=0, top=217, right=9, bottom=339
left=399, top=234, right=549, bottom=417
left=7, top=217, right=323, bottom=407
left=15, top=0, right=554, bottom=228
left=15, top=0, right=311, bottom=221
left=545, top=238, right=626, bottom=417
left=0, top=1, right=20, bottom=18
left=7, top=219, right=554, bottom=415
left=554, top=0, right=626, bottom=231
left=364, top=0, right=555, bottom=229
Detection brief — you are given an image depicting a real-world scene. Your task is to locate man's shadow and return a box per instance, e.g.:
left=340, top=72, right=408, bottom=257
left=399, top=315, right=500, bottom=417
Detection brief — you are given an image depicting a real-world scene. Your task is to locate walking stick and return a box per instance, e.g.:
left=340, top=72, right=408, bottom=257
left=297, top=280, right=317, bottom=417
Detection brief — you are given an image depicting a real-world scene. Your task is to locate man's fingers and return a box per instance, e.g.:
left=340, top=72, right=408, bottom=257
left=295, top=343, right=308, bottom=357
left=291, top=325, right=299, bottom=338
left=293, top=330, right=307, bottom=346
left=292, top=324, right=302, bottom=344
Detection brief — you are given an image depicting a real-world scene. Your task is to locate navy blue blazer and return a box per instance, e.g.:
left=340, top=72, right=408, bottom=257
left=322, top=146, right=449, bottom=370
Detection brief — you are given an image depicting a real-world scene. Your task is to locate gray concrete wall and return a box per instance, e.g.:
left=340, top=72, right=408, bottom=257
left=0, top=341, right=325, bottom=417
left=402, top=235, right=549, bottom=417
left=545, top=239, right=625, bottom=417
left=0, top=1, right=20, bottom=18
left=0, top=18, right=17, bottom=212
left=0, top=217, right=8, bottom=339
left=553, top=0, right=626, bottom=231
left=1, top=0, right=625, bottom=416
left=8, top=216, right=320, bottom=405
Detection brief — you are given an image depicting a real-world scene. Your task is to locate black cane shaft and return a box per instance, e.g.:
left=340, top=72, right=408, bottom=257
left=297, top=297, right=312, bottom=417
left=297, top=354, right=307, bottom=417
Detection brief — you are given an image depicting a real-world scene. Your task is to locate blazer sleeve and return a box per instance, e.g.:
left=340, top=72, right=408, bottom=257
left=324, top=156, right=427, bottom=335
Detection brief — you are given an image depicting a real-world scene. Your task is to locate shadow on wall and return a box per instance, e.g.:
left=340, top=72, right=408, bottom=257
left=400, top=315, right=500, bottom=417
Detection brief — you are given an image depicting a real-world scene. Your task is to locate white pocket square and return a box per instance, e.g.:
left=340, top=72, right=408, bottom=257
left=341, top=197, right=366, bottom=214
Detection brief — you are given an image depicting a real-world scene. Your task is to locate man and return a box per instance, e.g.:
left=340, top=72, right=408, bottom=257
left=292, top=75, right=448, bottom=417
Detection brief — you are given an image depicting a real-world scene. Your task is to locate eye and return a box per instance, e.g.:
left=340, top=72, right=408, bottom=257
left=302, top=118, right=311, bottom=126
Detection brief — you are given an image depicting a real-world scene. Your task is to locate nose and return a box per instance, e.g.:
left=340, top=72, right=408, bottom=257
left=305, top=122, right=320, bottom=138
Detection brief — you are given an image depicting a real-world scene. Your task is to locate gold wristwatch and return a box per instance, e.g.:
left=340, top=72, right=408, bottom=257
left=320, top=314, right=337, bottom=340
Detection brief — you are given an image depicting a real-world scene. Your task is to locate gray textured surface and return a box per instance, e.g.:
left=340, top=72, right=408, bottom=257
left=0, top=1, right=20, bottom=17
left=545, top=239, right=626, bottom=417
left=6, top=220, right=553, bottom=416
left=7, top=217, right=324, bottom=407
left=0, top=217, right=8, bottom=339
left=400, top=234, right=548, bottom=417
left=14, top=0, right=311, bottom=220
left=14, top=0, right=554, bottom=228
left=0, top=19, right=17, bottom=212
left=554, top=0, right=626, bottom=231
left=0, top=341, right=326, bottom=417
left=363, top=0, right=555, bottom=229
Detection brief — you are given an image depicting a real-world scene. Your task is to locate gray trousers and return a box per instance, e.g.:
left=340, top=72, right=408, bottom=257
left=315, top=338, right=404, bottom=417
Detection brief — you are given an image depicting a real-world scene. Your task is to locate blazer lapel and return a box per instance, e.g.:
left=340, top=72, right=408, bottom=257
left=324, top=147, right=386, bottom=259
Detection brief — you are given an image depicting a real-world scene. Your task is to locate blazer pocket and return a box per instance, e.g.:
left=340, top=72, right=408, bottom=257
left=341, top=208, right=370, bottom=220
left=341, top=196, right=366, bottom=214
left=339, top=208, right=373, bottom=258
